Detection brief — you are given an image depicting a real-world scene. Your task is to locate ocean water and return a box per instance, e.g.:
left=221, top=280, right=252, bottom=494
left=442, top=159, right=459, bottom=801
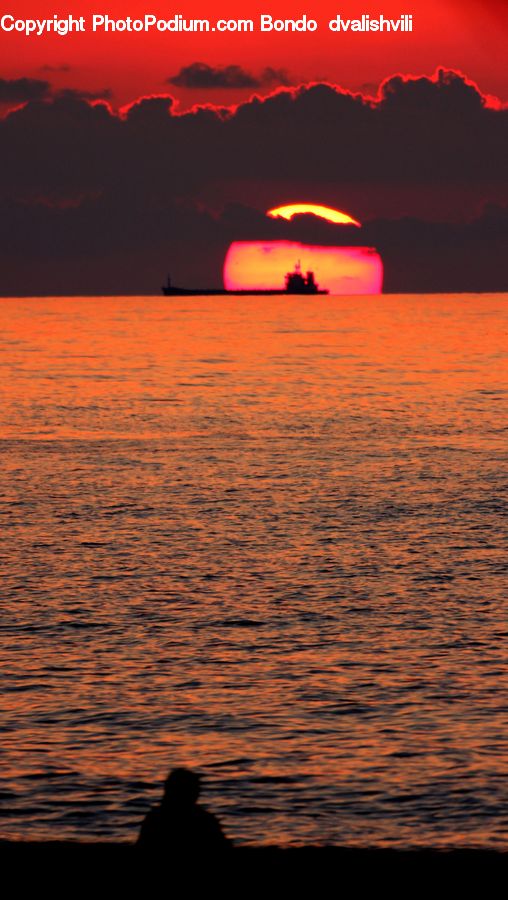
left=0, top=294, right=507, bottom=848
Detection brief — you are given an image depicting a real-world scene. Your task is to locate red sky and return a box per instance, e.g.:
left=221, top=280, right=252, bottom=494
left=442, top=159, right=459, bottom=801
left=2, top=1, right=508, bottom=107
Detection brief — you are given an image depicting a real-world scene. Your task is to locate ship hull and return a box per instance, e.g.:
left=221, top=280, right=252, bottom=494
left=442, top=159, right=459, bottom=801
left=162, top=287, right=328, bottom=296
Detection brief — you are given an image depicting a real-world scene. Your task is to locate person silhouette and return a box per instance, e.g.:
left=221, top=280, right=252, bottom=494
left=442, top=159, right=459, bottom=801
left=136, top=767, right=231, bottom=854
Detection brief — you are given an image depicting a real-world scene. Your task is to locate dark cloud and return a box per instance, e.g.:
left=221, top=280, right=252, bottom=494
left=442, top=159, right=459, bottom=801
left=169, top=62, right=259, bottom=89
left=379, top=68, right=488, bottom=114
left=168, top=62, right=292, bottom=89
left=0, top=68, right=507, bottom=294
left=356, top=82, right=379, bottom=98
left=0, top=76, right=110, bottom=107
left=54, top=88, right=113, bottom=102
left=0, top=77, right=51, bottom=104
left=40, top=64, right=72, bottom=73
left=370, top=205, right=508, bottom=293
left=261, top=68, right=292, bottom=87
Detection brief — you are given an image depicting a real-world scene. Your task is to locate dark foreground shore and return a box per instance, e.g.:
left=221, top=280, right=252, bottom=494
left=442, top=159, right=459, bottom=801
left=1, top=841, right=506, bottom=895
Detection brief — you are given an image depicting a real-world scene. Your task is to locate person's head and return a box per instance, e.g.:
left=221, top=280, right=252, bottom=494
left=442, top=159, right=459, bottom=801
left=163, top=768, right=201, bottom=806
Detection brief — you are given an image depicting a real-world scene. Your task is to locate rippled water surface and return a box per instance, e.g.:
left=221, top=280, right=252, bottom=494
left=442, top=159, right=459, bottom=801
left=1, top=295, right=507, bottom=847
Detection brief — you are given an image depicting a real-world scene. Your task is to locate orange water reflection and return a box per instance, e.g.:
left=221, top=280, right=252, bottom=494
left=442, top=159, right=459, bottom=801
left=0, top=295, right=507, bottom=847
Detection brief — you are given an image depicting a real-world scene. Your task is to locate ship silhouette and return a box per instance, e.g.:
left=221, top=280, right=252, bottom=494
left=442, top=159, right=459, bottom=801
left=162, top=261, right=328, bottom=296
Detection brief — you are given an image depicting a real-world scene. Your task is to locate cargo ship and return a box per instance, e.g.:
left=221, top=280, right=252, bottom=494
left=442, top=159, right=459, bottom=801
left=162, top=262, right=328, bottom=296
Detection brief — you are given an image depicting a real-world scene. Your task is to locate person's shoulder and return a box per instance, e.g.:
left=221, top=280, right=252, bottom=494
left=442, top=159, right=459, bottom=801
left=136, top=805, right=164, bottom=845
left=142, top=805, right=163, bottom=824
left=195, top=804, right=219, bottom=822
left=195, top=805, right=231, bottom=844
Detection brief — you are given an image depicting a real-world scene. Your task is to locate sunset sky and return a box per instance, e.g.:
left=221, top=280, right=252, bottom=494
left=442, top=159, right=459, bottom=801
left=1, top=0, right=507, bottom=294
left=2, top=1, right=508, bottom=107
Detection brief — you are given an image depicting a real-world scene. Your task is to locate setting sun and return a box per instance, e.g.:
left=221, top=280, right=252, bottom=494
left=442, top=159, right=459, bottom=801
left=223, top=204, right=381, bottom=294
left=224, top=240, right=383, bottom=294
left=267, top=204, right=361, bottom=227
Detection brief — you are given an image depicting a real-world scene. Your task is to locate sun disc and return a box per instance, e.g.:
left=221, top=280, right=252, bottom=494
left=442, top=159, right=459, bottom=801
left=223, top=241, right=383, bottom=294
